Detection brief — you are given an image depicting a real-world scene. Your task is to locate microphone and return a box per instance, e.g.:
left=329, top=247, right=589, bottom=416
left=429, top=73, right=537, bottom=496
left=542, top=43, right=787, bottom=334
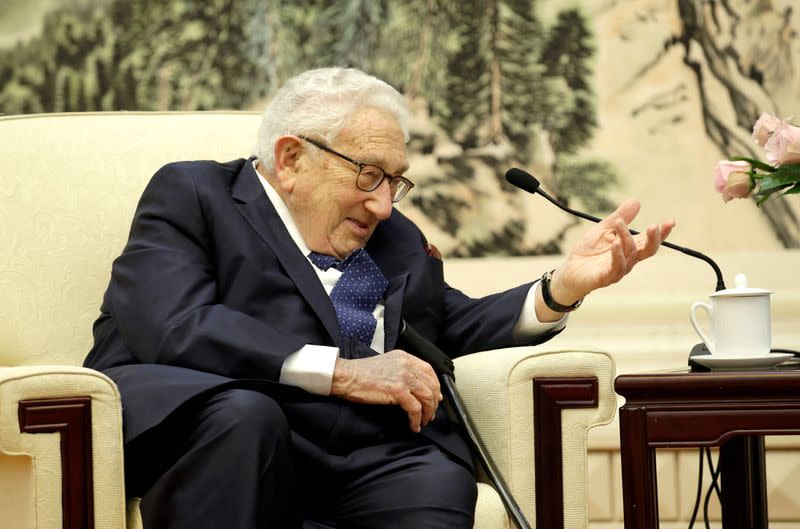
left=504, top=167, right=726, bottom=291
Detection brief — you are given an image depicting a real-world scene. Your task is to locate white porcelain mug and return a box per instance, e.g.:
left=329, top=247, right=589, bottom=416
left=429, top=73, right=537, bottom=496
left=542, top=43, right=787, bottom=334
left=689, top=274, right=772, bottom=357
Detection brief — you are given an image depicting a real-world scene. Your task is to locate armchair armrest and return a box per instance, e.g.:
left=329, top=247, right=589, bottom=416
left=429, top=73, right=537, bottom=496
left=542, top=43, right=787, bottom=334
left=0, top=365, right=127, bottom=529
left=454, top=347, right=616, bottom=529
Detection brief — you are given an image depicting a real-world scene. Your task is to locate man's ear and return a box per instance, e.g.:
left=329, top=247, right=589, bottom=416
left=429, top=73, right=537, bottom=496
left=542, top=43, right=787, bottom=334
left=273, top=136, right=305, bottom=191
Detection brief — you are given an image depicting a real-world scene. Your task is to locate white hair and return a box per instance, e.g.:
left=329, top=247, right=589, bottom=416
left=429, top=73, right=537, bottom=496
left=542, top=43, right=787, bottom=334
left=253, top=67, right=410, bottom=173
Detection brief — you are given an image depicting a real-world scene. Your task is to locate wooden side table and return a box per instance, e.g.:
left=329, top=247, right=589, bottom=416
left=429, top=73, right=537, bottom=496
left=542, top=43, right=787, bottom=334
left=615, top=368, right=800, bottom=529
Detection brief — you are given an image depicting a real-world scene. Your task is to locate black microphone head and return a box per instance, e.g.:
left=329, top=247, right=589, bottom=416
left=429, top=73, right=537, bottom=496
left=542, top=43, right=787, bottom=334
left=505, top=168, right=541, bottom=194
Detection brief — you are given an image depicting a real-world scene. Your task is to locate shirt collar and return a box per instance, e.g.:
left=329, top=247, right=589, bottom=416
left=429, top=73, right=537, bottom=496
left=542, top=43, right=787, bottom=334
left=252, top=160, right=312, bottom=257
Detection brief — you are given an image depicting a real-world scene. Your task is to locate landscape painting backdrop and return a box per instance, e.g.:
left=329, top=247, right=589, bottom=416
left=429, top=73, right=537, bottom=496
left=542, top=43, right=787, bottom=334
left=2, top=0, right=798, bottom=258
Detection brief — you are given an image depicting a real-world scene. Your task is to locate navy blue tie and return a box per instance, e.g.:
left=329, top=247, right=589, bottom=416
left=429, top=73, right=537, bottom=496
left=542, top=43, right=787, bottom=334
left=308, top=249, right=388, bottom=345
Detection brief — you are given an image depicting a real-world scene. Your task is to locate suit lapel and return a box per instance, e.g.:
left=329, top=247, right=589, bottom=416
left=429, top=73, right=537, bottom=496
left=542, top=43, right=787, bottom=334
left=230, top=161, right=342, bottom=344
left=382, top=275, right=408, bottom=350
left=368, top=219, right=409, bottom=350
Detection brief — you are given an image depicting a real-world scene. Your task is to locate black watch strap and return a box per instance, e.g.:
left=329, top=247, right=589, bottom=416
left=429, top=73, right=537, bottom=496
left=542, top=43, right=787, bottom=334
left=540, top=269, right=583, bottom=312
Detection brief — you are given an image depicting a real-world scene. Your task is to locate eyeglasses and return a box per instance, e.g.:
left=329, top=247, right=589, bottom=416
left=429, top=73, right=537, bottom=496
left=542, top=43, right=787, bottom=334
left=298, top=135, right=415, bottom=203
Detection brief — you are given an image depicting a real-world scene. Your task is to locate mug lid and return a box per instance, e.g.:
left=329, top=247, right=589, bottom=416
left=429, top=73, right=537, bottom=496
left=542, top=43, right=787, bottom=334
left=710, top=273, right=772, bottom=298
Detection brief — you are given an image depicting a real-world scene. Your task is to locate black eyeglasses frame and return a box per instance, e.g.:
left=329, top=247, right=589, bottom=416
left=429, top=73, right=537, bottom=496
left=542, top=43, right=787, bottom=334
left=297, top=135, right=414, bottom=203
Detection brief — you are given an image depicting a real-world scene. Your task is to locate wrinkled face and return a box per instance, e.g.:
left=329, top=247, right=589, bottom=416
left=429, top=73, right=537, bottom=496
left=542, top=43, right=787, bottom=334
left=281, top=107, right=408, bottom=259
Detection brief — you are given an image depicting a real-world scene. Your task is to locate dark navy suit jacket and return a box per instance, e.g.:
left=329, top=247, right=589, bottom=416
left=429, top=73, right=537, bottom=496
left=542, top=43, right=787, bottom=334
left=84, top=158, right=559, bottom=467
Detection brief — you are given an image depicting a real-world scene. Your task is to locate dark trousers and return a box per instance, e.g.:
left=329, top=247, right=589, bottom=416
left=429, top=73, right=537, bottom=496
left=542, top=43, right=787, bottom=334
left=125, top=388, right=477, bottom=529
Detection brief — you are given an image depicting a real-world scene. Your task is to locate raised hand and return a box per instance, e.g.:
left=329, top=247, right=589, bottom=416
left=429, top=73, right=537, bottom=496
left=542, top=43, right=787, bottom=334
left=543, top=199, right=676, bottom=314
left=330, top=350, right=443, bottom=433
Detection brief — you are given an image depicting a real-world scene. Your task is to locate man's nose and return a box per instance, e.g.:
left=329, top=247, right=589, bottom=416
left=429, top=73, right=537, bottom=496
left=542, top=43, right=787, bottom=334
left=365, top=179, right=393, bottom=219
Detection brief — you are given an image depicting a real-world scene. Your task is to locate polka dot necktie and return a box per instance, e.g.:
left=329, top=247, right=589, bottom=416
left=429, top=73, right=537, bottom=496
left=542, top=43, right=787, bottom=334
left=308, top=248, right=388, bottom=346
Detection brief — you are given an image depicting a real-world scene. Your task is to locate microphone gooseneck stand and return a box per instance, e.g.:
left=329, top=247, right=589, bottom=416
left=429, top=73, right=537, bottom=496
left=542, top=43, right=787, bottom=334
left=504, top=168, right=735, bottom=526
left=505, top=167, right=731, bottom=367
left=504, top=168, right=727, bottom=292
left=398, top=321, right=533, bottom=529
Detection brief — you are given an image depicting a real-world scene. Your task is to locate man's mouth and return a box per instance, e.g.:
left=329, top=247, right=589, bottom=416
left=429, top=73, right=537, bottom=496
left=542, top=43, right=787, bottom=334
left=347, top=217, right=371, bottom=235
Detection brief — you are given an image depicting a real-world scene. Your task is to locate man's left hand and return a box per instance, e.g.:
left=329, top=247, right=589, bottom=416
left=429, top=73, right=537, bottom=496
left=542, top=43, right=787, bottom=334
left=538, top=199, right=675, bottom=320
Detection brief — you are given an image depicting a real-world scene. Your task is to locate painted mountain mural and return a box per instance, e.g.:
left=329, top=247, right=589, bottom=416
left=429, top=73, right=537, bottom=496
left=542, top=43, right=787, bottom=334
left=1, top=0, right=797, bottom=255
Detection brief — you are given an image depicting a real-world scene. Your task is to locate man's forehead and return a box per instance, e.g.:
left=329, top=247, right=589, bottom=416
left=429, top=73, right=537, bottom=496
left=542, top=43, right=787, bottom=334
left=337, top=108, right=404, bottom=141
left=353, top=141, right=409, bottom=169
left=336, top=109, right=409, bottom=172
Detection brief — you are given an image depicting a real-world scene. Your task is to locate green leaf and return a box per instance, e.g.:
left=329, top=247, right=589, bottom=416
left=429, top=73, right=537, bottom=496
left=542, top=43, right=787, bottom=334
left=784, top=183, right=800, bottom=195
left=731, top=156, right=776, bottom=172
left=775, top=163, right=800, bottom=179
left=754, top=184, right=789, bottom=205
left=757, top=166, right=800, bottom=192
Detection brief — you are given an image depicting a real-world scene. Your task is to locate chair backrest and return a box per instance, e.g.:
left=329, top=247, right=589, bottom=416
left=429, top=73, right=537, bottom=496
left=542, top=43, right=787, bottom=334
left=0, top=111, right=262, bottom=366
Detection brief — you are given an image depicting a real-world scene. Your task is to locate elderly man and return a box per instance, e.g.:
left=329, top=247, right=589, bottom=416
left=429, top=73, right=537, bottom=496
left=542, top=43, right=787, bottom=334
left=84, top=67, right=674, bottom=529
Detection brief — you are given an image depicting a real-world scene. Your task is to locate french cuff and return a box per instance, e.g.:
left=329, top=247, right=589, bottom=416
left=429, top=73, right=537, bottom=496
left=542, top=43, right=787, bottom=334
left=279, top=345, right=339, bottom=396
left=513, top=280, right=569, bottom=339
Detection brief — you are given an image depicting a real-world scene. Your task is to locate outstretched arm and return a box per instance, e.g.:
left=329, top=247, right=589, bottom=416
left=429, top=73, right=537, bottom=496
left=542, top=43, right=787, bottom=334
left=536, top=199, right=676, bottom=322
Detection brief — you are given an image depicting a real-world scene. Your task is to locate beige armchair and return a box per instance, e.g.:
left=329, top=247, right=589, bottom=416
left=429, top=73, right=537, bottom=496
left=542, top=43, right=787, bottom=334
left=0, top=112, right=616, bottom=529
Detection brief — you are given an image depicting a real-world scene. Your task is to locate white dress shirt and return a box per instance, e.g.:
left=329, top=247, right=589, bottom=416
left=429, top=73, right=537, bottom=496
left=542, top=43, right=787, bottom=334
left=254, top=162, right=567, bottom=396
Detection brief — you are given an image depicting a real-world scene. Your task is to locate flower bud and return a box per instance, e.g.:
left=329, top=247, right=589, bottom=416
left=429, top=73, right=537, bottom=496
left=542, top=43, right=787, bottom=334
left=725, top=170, right=753, bottom=199
left=714, top=160, right=752, bottom=202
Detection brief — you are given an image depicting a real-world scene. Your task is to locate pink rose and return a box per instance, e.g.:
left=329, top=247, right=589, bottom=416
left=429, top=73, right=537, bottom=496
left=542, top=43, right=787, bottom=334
left=752, top=112, right=781, bottom=147
left=725, top=171, right=753, bottom=200
left=765, top=121, right=800, bottom=166
left=714, top=160, right=752, bottom=202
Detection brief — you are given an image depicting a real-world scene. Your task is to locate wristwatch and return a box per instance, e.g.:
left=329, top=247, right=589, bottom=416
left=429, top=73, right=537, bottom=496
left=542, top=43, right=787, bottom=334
left=540, top=269, right=583, bottom=312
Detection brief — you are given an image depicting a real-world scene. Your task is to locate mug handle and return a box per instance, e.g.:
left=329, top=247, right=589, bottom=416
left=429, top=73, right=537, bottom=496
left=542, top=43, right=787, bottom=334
left=690, top=302, right=714, bottom=353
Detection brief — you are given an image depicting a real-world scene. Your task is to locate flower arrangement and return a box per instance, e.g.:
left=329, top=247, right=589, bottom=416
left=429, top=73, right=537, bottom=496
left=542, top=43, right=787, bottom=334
left=714, top=112, right=800, bottom=204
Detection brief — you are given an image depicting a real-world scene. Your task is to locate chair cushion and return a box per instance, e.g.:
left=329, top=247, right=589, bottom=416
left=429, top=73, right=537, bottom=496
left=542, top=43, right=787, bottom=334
left=0, top=112, right=261, bottom=367
left=474, top=482, right=511, bottom=529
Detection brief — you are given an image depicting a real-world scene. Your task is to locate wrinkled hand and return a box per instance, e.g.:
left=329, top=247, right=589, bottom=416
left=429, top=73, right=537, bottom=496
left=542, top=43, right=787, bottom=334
left=330, top=350, right=443, bottom=433
left=550, top=199, right=676, bottom=305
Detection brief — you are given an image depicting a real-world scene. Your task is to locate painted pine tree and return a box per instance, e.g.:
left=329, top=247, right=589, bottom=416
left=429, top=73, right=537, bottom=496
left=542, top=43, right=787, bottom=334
left=442, top=1, right=489, bottom=147
left=441, top=0, right=549, bottom=159
left=0, top=0, right=621, bottom=255
left=497, top=0, right=547, bottom=162
left=540, top=8, right=597, bottom=155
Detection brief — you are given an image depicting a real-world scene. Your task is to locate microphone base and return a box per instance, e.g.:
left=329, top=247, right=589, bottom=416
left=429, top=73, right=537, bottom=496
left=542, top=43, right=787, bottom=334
left=688, top=343, right=711, bottom=372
